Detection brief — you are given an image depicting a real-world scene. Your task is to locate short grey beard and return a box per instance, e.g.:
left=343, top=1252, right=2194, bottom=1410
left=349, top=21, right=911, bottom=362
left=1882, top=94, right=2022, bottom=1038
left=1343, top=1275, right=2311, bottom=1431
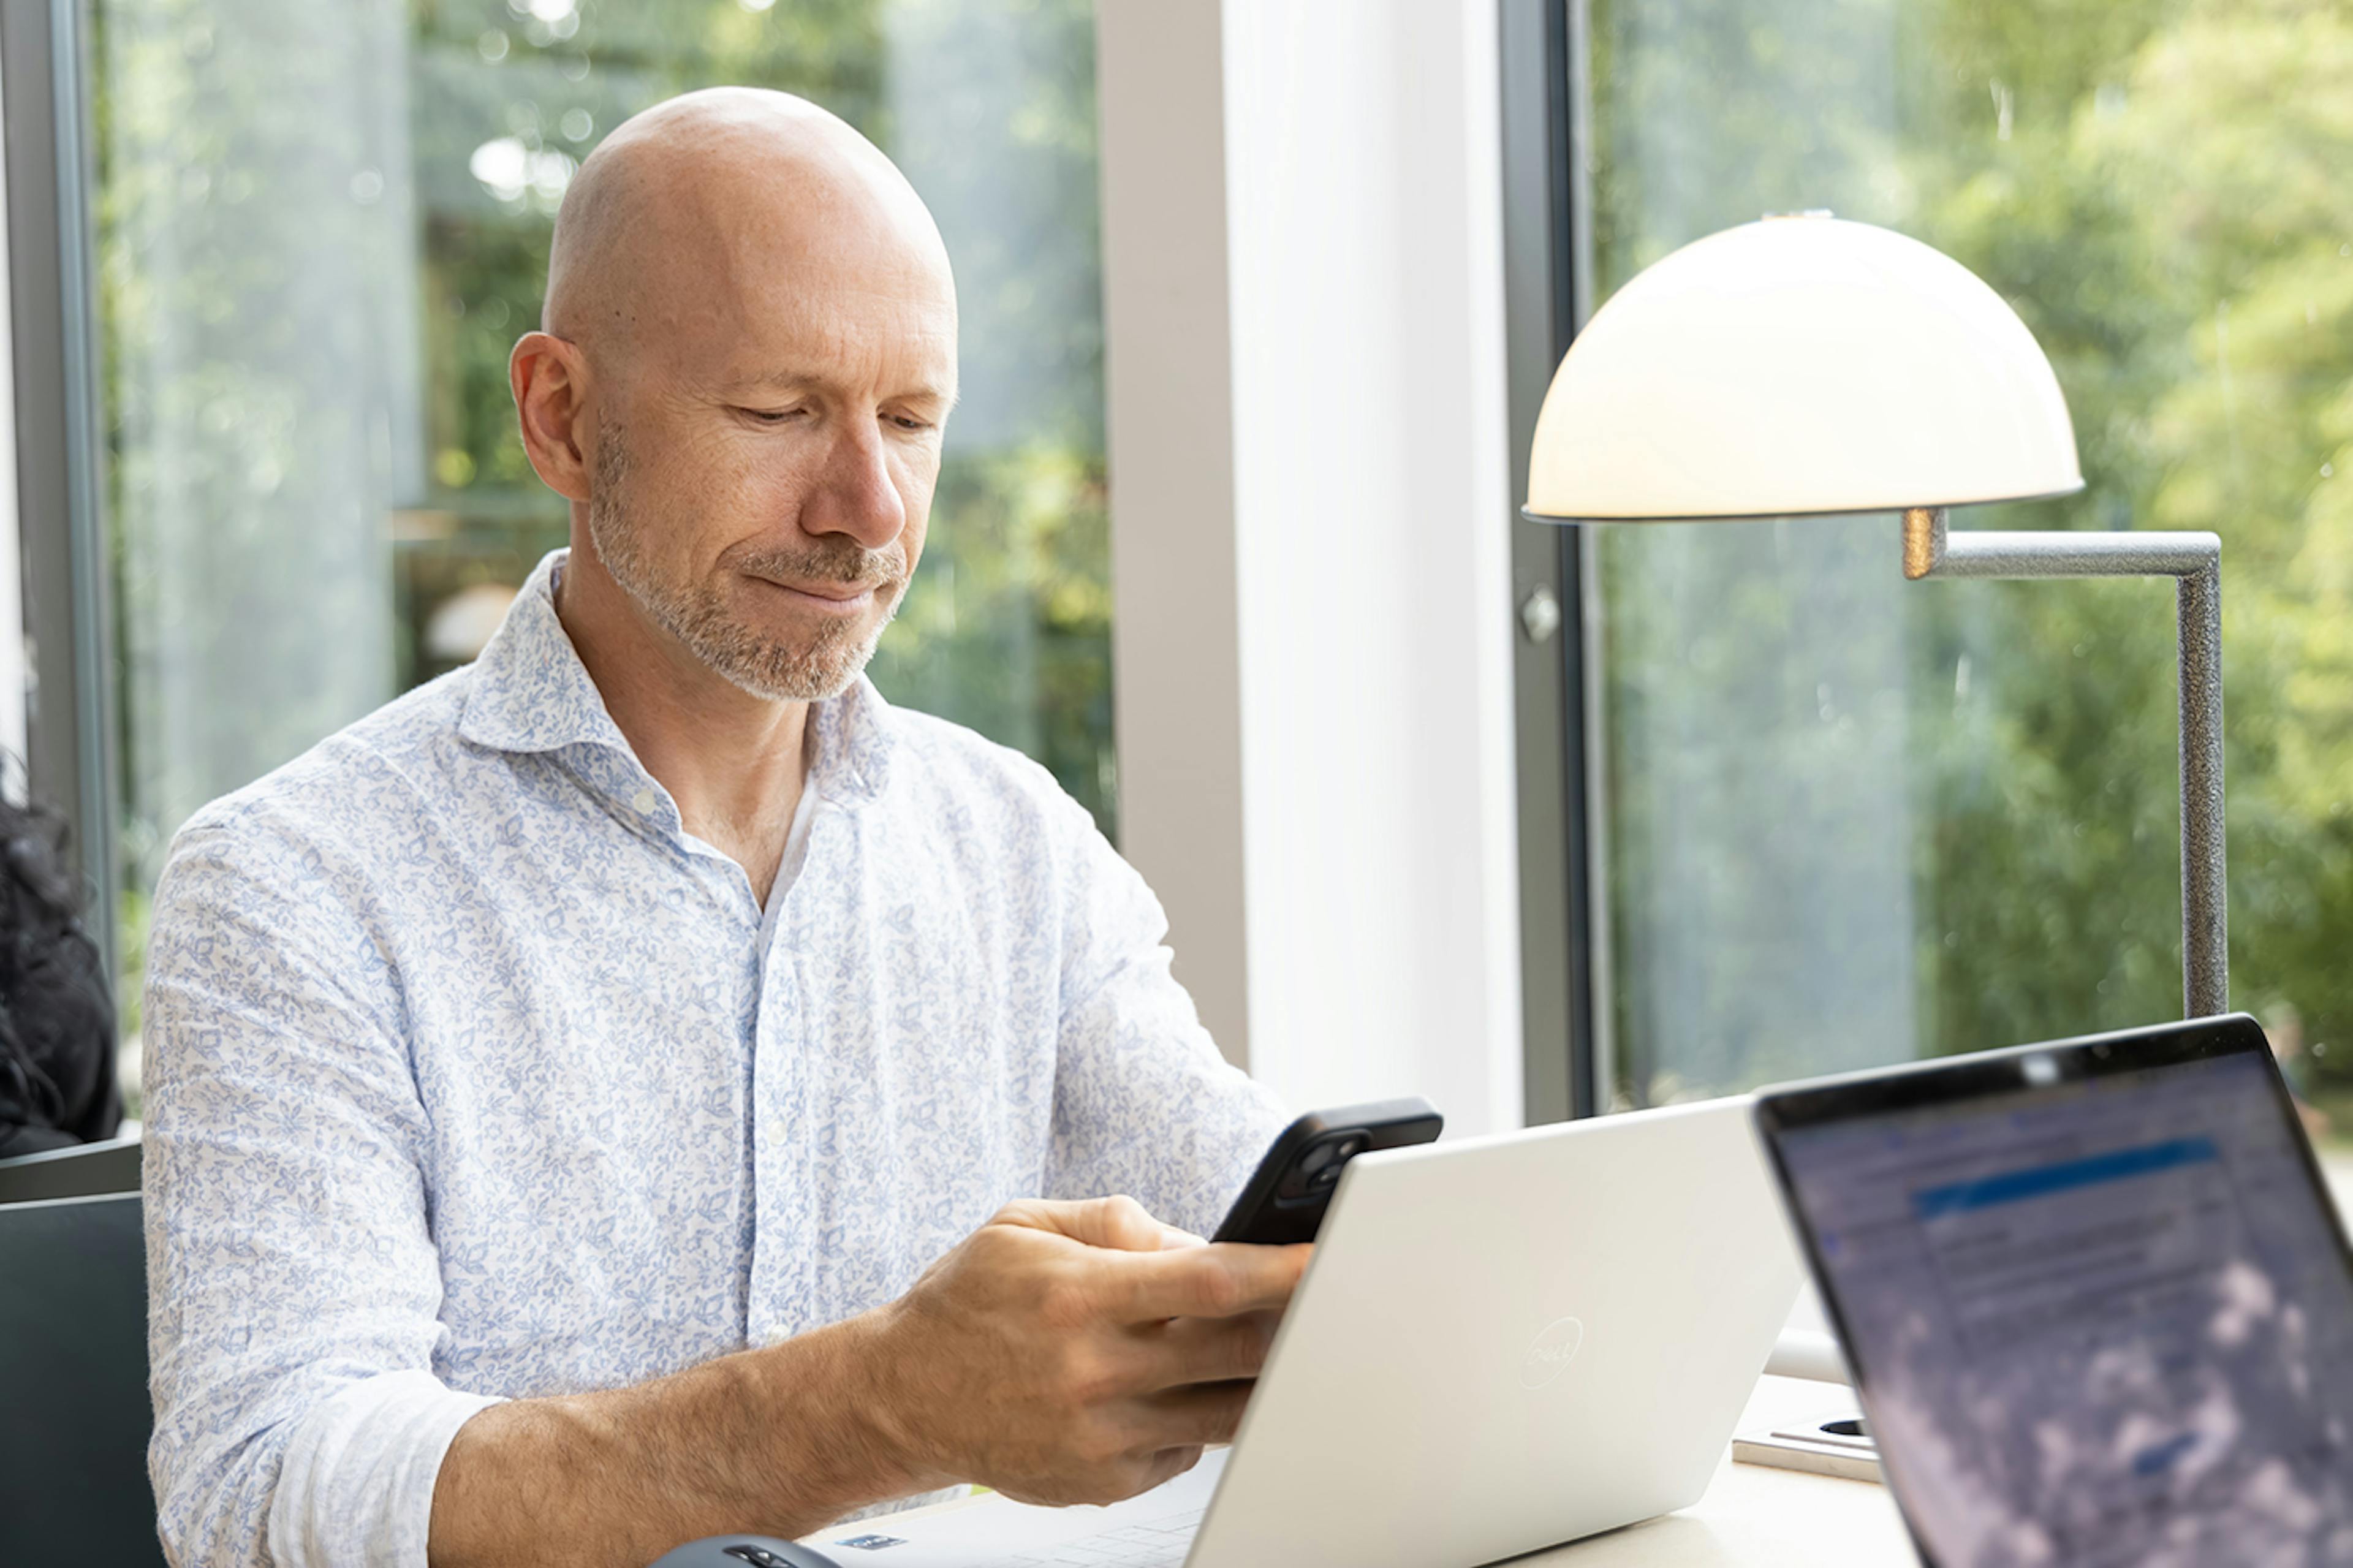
left=586, top=425, right=905, bottom=703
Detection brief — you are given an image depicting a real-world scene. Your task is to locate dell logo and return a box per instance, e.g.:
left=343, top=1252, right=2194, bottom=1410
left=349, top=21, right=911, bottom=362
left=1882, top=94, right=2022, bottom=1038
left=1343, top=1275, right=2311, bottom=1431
left=1520, top=1316, right=1585, bottom=1389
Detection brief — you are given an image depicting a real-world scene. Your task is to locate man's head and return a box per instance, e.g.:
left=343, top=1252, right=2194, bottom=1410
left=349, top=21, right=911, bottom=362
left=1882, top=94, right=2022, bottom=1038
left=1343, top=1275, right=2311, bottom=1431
left=512, top=88, right=958, bottom=702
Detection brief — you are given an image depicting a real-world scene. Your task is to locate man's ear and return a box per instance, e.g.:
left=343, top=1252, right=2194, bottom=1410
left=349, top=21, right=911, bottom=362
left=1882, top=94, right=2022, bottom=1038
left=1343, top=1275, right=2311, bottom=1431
left=510, top=331, right=594, bottom=504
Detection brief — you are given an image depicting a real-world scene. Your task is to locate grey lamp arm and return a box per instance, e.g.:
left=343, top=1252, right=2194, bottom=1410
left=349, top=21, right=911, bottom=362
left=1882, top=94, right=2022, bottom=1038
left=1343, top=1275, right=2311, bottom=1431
left=1763, top=1325, right=1852, bottom=1385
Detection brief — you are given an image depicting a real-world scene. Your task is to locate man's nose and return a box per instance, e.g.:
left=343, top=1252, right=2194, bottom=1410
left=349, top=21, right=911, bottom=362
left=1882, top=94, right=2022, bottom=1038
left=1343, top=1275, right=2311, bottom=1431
left=800, top=417, right=907, bottom=551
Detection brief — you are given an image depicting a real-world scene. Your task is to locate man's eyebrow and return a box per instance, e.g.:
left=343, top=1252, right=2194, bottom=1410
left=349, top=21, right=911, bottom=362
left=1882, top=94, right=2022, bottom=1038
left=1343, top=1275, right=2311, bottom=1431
left=721, top=368, right=824, bottom=395
left=721, top=368, right=958, bottom=408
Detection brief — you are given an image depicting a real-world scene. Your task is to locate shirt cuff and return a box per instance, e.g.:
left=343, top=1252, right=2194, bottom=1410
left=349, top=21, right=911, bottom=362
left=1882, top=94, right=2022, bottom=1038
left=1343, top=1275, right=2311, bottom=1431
left=267, top=1369, right=506, bottom=1568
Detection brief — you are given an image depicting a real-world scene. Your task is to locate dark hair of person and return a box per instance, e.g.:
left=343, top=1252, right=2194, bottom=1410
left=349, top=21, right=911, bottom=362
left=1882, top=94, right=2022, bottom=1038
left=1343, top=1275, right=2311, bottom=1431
left=0, top=778, right=118, bottom=1158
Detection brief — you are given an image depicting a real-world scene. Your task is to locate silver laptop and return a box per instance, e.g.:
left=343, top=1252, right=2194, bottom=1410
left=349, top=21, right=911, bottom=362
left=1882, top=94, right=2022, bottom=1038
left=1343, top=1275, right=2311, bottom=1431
left=809, top=1096, right=1802, bottom=1567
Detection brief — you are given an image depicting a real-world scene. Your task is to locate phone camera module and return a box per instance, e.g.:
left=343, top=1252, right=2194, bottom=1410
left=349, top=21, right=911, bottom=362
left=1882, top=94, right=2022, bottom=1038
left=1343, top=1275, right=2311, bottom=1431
left=1300, top=1135, right=1368, bottom=1189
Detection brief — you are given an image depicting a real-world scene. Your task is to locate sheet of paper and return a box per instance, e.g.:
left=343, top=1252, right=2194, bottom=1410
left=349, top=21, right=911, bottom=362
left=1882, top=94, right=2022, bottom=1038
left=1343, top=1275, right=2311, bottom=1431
left=805, top=1450, right=1227, bottom=1568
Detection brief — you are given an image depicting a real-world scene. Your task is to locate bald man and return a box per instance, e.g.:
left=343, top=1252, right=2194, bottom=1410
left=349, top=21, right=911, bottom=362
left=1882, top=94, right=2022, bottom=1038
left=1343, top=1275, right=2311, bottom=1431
left=141, top=89, right=1299, bottom=1568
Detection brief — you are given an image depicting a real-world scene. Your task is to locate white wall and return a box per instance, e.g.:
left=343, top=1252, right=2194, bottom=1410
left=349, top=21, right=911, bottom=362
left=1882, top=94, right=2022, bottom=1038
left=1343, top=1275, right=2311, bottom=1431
left=1099, top=0, right=1524, bottom=1135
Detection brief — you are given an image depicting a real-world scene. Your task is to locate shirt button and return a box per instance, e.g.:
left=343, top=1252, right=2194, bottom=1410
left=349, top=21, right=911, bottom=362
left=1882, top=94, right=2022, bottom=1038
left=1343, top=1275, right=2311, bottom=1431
left=631, top=788, right=659, bottom=814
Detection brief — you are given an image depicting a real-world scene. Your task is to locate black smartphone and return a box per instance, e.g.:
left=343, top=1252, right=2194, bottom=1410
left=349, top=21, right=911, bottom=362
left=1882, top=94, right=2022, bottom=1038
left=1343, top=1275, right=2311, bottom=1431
left=1211, top=1097, right=1442, bottom=1244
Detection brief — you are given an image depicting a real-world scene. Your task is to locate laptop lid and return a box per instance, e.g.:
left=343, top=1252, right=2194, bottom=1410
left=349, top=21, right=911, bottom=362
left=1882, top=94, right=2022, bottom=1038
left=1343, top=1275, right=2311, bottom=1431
left=1753, top=1013, right=2353, bottom=1568
left=1188, top=1096, right=1801, bottom=1568
left=0, top=1192, right=166, bottom=1567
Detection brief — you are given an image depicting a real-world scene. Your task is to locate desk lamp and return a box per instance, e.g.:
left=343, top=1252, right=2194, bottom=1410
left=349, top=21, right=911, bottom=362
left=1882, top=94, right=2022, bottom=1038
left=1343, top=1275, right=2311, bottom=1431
left=1524, top=214, right=2227, bottom=1018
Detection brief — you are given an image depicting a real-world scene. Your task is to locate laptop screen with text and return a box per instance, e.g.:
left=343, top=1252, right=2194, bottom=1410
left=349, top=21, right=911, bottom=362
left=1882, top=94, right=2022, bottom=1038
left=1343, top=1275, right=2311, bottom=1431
left=1773, top=1042, right=2353, bottom=1568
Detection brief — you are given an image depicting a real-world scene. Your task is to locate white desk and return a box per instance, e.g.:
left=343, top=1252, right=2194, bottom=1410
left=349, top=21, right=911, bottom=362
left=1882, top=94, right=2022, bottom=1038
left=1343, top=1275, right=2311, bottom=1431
left=876, top=1375, right=1914, bottom=1565
left=1509, top=1376, right=1912, bottom=1564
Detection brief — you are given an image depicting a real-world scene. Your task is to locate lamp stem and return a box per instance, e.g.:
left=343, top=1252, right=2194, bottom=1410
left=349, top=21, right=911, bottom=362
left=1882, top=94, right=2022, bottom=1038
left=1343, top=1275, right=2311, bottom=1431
left=1900, top=507, right=2228, bottom=1020
left=2175, top=561, right=2228, bottom=1019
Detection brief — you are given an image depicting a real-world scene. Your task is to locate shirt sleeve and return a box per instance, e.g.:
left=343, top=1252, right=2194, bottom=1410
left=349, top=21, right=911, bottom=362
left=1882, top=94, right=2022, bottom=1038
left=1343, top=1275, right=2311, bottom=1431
left=1042, top=800, right=1290, bottom=1236
left=143, top=817, right=501, bottom=1568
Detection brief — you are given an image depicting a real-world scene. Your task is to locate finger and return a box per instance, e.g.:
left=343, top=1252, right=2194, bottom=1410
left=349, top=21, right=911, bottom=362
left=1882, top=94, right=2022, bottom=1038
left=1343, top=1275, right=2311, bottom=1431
left=1129, top=1381, right=1257, bottom=1449
left=1110, top=1241, right=1311, bottom=1320
left=999, top=1444, right=1204, bottom=1512
left=1134, top=1444, right=1205, bottom=1494
left=1126, top=1309, right=1281, bottom=1391
left=998, top=1195, right=1173, bottom=1254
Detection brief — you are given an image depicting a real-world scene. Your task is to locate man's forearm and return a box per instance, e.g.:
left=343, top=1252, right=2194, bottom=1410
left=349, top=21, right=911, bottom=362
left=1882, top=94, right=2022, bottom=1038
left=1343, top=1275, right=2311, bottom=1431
left=427, top=1311, right=921, bottom=1568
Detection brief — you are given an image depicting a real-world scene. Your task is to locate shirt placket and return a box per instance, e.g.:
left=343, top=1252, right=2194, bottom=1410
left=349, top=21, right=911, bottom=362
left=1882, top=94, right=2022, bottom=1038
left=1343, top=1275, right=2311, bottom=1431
left=579, top=743, right=783, bottom=1341
left=747, top=804, right=828, bottom=1345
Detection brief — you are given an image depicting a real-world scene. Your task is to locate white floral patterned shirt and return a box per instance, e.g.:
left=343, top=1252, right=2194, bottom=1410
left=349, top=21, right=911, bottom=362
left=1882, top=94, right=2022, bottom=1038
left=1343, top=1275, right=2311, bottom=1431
left=140, top=550, right=1286, bottom=1568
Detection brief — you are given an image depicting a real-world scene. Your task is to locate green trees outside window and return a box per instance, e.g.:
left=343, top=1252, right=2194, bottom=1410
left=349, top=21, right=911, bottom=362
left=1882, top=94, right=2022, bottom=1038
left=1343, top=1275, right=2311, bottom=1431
left=1591, top=0, right=2353, bottom=1124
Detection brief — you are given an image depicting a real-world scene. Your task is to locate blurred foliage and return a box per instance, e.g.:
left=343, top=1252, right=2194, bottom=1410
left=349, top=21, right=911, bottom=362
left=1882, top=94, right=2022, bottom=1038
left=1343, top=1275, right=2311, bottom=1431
left=93, top=0, right=1113, bottom=1035
left=95, top=0, right=413, bottom=915
left=1591, top=0, right=2353, bottom=1100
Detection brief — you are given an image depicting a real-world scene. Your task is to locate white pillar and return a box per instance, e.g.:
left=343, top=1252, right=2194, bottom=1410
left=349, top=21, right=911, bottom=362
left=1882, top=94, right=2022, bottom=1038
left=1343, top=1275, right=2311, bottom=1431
left=1099, top=0, right=1524, bottom=1134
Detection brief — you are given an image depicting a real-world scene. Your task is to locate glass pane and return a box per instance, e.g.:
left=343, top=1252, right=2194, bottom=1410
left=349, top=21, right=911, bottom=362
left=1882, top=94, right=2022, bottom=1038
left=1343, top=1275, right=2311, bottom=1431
left=1587, top=0, right=2352, bottom=1116
left=93, top=0, right=1113, bottom=1086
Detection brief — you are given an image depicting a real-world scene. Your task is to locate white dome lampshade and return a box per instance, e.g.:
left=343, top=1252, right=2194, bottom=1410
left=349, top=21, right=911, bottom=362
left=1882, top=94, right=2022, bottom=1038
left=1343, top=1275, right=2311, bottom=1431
left=1524, top=216, right=2084, bottom=521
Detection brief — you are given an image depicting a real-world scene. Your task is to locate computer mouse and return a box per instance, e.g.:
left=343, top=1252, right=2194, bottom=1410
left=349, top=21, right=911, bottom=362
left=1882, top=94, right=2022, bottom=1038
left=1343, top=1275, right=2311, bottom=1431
left=646, top=1537, right=843, bottom=1568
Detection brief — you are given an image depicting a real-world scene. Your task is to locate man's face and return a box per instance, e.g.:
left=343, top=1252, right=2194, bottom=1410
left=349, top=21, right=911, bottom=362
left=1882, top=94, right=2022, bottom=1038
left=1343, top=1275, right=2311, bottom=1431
left=582, top=201, right=957, bottom=702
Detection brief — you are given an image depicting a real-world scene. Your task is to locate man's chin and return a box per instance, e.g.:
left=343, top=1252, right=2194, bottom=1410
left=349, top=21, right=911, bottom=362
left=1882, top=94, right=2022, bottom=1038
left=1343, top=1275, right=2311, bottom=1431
left=656, top=580, right=898, bottom=702
left=708, top=627, right=884, bottom=703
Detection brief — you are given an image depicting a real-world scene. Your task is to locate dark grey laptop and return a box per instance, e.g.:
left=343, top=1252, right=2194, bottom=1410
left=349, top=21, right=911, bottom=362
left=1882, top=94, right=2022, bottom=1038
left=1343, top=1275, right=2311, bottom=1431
left=0, top=1191, right=166, bottom=1566
left=1756, top=1013, right=2353, bottom=1568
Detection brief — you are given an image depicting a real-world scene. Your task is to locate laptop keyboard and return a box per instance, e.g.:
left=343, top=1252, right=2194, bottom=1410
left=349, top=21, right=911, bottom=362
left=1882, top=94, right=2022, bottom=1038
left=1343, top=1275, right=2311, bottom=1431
left=980, top=1505, right=1205, bottom=1566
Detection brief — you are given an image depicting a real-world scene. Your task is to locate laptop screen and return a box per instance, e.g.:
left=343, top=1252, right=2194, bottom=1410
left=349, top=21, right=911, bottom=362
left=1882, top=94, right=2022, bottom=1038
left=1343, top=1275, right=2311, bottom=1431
left=1769, top=1037, right=2353, bottom=1568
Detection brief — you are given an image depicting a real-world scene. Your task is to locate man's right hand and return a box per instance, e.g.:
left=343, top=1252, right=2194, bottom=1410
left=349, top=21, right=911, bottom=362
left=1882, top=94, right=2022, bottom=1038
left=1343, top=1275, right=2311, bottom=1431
left=431, top=1196, right=1306, bottom=1567
left=858, top=1195, right=1311, bottom=1506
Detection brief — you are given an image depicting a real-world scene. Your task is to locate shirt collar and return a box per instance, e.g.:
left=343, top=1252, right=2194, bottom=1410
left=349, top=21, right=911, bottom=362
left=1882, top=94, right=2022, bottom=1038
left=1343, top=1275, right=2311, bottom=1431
left=458, top=548, right=894, bottom=805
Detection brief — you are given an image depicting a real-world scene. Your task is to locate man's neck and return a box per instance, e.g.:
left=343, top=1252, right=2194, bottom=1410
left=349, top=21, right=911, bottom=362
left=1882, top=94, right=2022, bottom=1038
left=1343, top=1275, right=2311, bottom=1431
left=554, top=542, right=811, bottom=906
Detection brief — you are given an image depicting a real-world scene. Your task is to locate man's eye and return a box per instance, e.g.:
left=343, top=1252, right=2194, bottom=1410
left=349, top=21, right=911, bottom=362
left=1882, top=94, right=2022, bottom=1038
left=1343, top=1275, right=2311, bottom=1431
left=740, top=407, right=803, bottom=425
left=889, top=414, right=934, bottom=433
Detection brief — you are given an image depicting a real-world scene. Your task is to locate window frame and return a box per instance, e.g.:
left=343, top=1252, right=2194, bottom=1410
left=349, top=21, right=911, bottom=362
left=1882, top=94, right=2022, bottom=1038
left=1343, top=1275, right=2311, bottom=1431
left=5, top=0, right=116, bottom=979
left=1500, top=0, right=1604, bottom=1122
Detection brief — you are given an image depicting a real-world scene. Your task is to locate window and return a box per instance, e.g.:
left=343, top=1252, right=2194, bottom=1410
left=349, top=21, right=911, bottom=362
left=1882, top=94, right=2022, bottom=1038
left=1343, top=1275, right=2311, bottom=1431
left=1569, top=0, right=2353, bottom=1125
left=91, top=0, right=1113, bottom=1072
